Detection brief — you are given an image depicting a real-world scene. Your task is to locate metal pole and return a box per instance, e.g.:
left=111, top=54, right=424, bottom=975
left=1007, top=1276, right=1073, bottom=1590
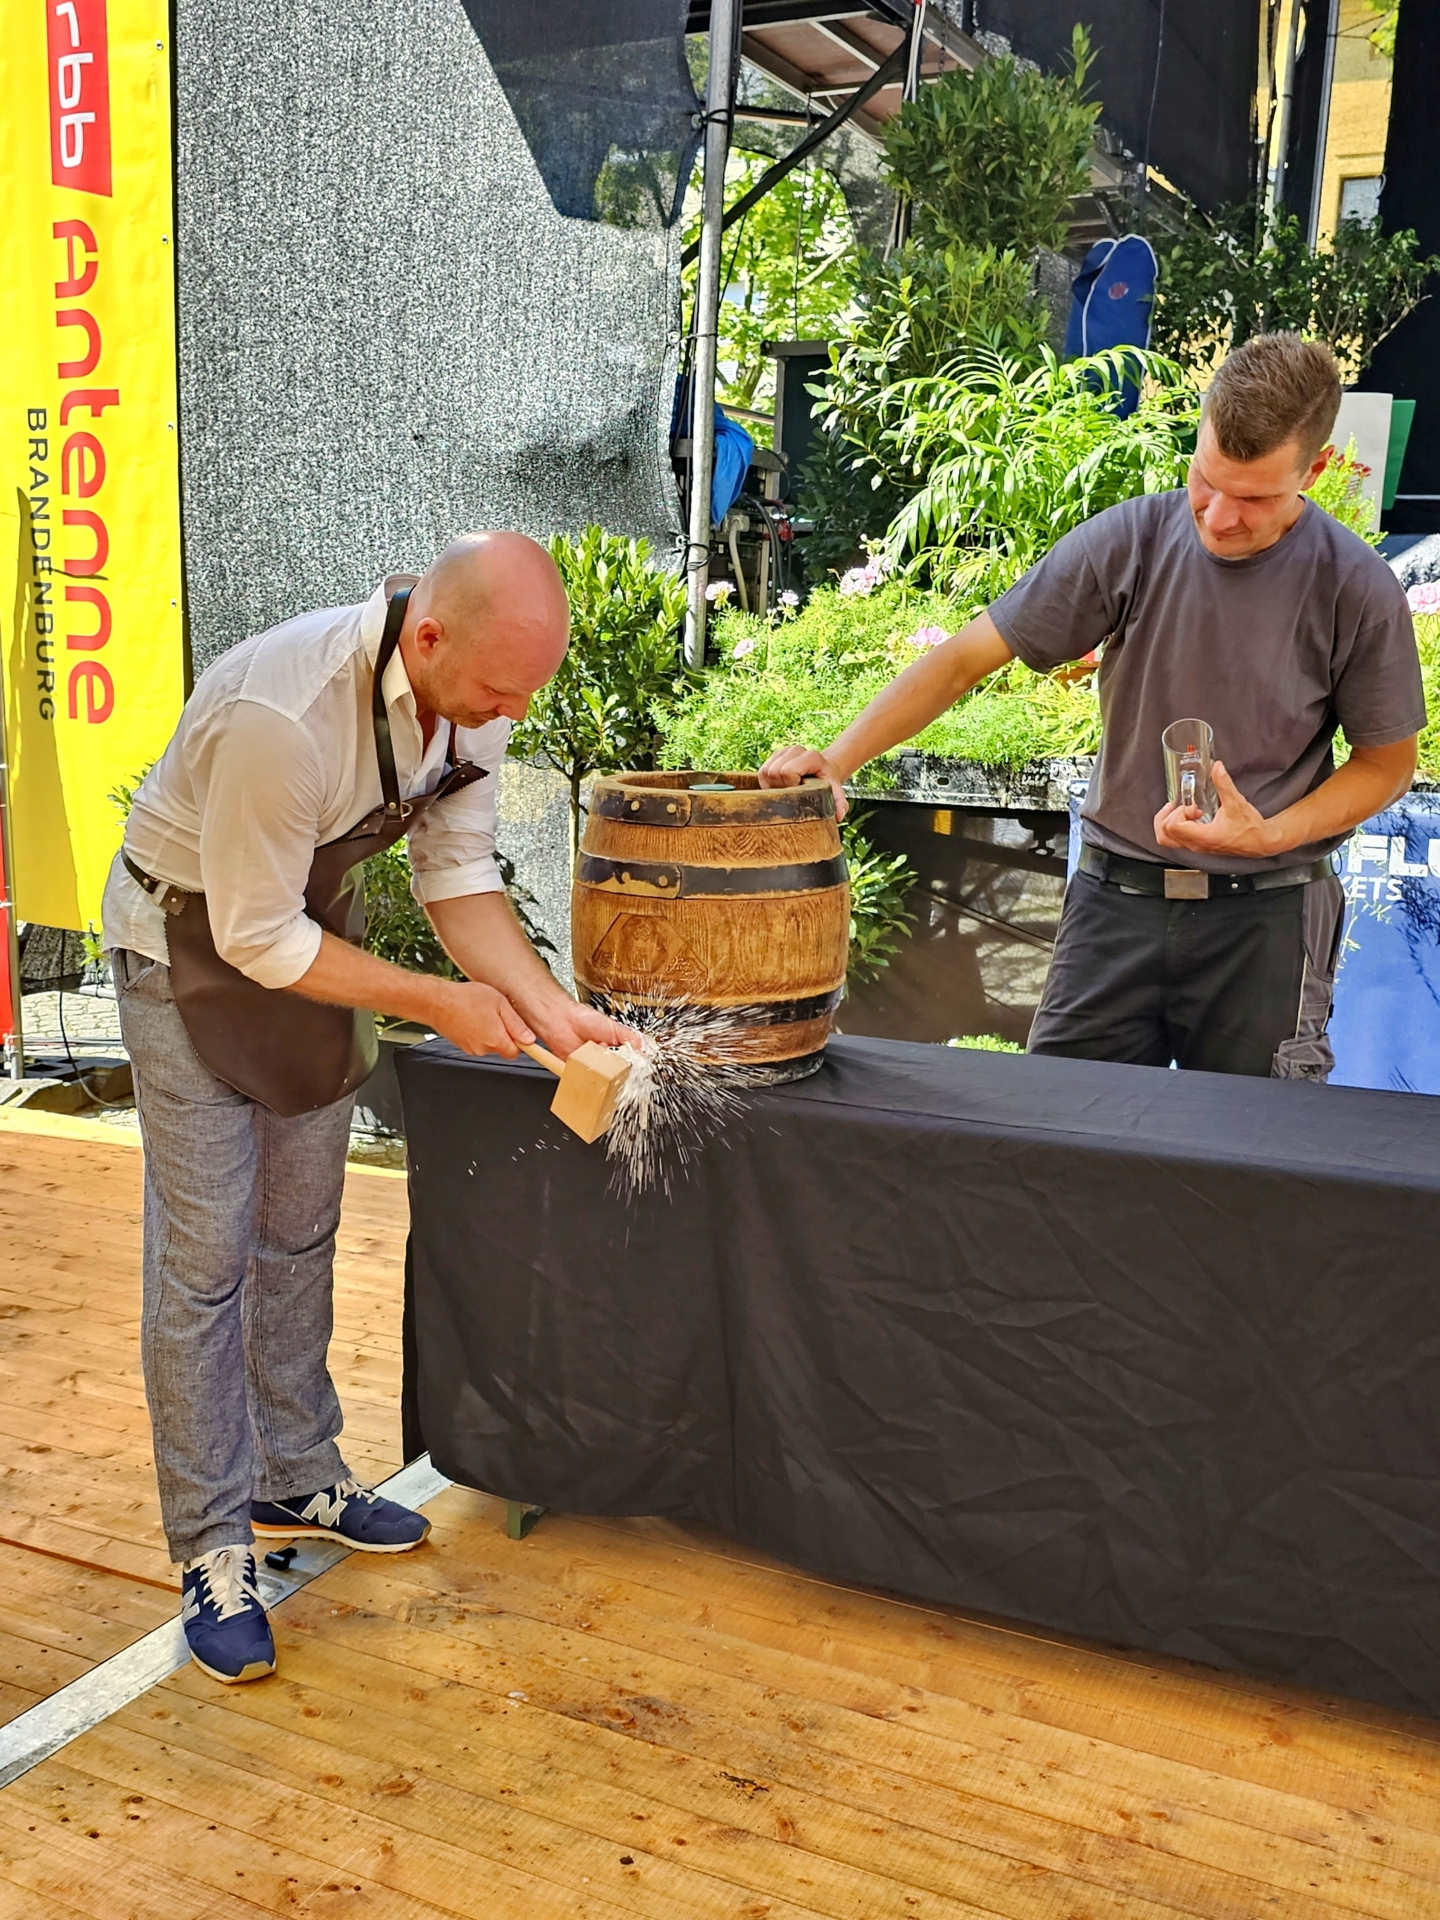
left=0, top=644, right=24, bottom=1082
left=1307, top=0, right=1341, bottom=244
left=1271, top=0, right=1302, bottom=212
left=679, top=41, right=909, bottom=272
left=683, top=0, right=739, bottom=672
left=886, top=1, right=927, bottom=256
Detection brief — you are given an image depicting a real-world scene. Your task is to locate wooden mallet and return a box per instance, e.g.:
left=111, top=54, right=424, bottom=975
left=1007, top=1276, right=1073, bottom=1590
left=519, top=1040, right=633, bottom=1144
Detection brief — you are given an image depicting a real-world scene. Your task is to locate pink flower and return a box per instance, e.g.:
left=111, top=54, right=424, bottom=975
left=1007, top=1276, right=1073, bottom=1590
left=732, top=636, right=758, bottom=659
left=779, top=589, right=800, bottom=607
left=1407, top=581, right=1440, bottom=616
left=907, top=624, right=948, bottom=651
left=838, top=554, right=889, bottom=598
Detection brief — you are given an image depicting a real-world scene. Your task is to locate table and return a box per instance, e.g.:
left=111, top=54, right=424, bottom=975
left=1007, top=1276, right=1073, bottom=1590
left=397, top=1034, right=1440, bottom=1718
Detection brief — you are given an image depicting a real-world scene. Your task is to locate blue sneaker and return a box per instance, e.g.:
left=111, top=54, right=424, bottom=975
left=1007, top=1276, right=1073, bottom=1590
left=180, top=1547, right=275, bottom=1684
left=250, top=1476, right=431, bottom=1552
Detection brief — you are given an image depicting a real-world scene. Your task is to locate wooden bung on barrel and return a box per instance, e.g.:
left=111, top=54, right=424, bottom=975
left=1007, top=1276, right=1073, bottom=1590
left=572, top=771, right=850, bottom=1081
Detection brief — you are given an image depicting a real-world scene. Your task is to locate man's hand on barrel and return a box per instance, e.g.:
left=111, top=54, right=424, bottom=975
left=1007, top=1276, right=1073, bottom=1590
left=759, top=744, right=849, bottom=819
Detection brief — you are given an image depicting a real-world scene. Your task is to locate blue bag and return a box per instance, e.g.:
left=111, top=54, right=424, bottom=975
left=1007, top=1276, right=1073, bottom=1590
left=672, top=377, right=755, bottom=526
left=1064, top=235, right=1157, bottom=417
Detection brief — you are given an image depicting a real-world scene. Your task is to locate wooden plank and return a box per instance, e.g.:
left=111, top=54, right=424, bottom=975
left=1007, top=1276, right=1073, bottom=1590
left=86, top=1707, right=811, bottom=1920
left=582, top=1508, right=1440, bottom=1748
left=272, top=1565, right=1427, bottom=1920
left=0, top=1793, right=260, bottom=1920
left=8, top=1739, right=665, bottom=1920
left=0, top=1507, right=176, bottom=1592
left=452, top=1501, right=1440, bottom=1822
left=240, top=1622, right=1189, bottom=1920
left=0, top=1580, right=171, bottom=1669
left=153, top=1657, right=1015, bottom=1920
left=315, top=1539, right=1440, bottom=1904
left=418, top=1500, right=1440, bottom=1845
left=120, top=1685, right=841, bottom=1920
left=0, top=1552, right=173, bottom=1637
left=0, top=1121, right=411, bottom=1730
left=0, top=1879, right=99, bottom=1920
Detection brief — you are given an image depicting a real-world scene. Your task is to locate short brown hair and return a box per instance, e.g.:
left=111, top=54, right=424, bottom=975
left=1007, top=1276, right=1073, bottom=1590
left=1202, top=333, right=1342, bottom=469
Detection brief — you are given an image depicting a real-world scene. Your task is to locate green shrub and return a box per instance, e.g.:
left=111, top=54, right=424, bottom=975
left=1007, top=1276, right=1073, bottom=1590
left=842, top=811, right=917, bottom=982
left=1306, top=437, right=1380, bottom=546
left=797, top=425, right=913, bottom=584
left=806, top=30, right=1099, bottom=573
left=362, top=843, right=554, bottom=979
left=661, top=581, right=1104, bottom=778
left=822, top=244, right=1053, bottom=498
left=662, top=582, right=966, bottom=774
left=680, top=152, right=857, bottom=433
left=912, top=658, right=1101, bottom=767
left=1415, top=614, right=1440, bottom=780
left=1149, top=203, right=1439, bottom=384
left=947, top=1033, right=1024, bottom=1053
left=879, top=25, right=1098, bottom=256
left=875, top=345, right=1198, bottom=595
left=508, top=526, right=687, bottom=858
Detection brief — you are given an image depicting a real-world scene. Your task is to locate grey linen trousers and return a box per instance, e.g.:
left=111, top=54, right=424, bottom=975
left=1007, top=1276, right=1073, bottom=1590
left=113, top=948, right=354, bottom=1562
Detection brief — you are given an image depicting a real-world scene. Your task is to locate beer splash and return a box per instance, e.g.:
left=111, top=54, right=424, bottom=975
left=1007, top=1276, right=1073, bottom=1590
left=593, top=997, right=757, bottom=1199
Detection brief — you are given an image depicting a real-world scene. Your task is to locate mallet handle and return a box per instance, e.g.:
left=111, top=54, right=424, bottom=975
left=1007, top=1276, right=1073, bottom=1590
left=519, top=1040, right=566, bottom=1078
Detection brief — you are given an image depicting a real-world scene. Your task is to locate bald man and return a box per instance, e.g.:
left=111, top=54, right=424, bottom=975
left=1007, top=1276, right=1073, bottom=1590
left=101, top=535, right=625, bottom=1684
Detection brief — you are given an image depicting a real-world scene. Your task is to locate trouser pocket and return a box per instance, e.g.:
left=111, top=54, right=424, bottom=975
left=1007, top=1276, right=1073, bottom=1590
left=1272, top=875, right=1345, bottom=1082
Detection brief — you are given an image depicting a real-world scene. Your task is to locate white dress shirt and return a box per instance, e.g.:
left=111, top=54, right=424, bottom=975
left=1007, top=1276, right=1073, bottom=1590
left=101, top=577, right=509, bottom=987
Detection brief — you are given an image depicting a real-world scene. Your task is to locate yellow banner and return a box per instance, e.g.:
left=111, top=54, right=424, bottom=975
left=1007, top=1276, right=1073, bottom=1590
left=0, top=0, right=185, bottom=932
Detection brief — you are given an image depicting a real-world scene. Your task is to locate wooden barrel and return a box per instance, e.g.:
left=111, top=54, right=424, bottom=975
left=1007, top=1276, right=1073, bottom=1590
left=572, top=771, right=849, bottom=1081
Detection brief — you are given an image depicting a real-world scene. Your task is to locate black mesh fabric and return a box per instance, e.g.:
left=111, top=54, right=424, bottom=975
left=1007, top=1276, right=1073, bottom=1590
left=975, top=0, right=1258, bottom=212
left=174, top=0, right=688, bottom=671
left=460, top=0, right=702, bottom=226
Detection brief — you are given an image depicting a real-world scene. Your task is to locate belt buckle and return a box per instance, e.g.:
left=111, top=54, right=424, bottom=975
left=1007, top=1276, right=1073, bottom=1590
left=1164, top=868, right=1209, bottom=900
left=154, top=881, right=192, bottom=916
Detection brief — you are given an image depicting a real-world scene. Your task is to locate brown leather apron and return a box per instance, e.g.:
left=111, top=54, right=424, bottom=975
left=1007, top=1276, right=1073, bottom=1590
left=124, top=585, right=487, bottom=1117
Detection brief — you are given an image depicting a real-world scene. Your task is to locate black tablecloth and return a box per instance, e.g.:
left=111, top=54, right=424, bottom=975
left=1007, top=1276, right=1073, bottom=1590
left=397, top=1034, right=1440, bottom=1718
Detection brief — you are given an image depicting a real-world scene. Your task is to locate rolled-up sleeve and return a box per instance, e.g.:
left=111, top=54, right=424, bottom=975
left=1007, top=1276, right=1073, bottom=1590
left=407, top=718, right=510, bottom=905
left=191, top=700, right=328, bottom=988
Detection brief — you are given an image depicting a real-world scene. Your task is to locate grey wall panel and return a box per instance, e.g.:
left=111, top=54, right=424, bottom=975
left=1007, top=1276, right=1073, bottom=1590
left=175, top=0, right=684, bottom=669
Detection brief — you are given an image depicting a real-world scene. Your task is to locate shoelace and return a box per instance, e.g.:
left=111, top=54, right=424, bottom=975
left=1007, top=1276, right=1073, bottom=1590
left=332, top=1476, right=379, bottom=1506
left=189, top=1545, right=261, bottom=1622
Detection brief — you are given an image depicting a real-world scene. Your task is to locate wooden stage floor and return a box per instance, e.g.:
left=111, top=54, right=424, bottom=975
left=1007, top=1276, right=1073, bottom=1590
left=1, top=1112, right=1439, bottom=1919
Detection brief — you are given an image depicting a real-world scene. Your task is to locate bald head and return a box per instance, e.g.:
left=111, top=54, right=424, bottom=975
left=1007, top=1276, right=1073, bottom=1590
left=400, top=530, right=569, bottom=731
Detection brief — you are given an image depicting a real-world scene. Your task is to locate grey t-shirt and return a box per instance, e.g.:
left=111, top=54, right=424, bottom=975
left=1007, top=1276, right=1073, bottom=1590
left=988, top=490, right=1425, bottom=872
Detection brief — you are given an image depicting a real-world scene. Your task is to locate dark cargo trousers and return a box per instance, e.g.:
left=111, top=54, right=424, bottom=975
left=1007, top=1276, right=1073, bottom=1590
left=1027, top=868, right=1346, bottom=1079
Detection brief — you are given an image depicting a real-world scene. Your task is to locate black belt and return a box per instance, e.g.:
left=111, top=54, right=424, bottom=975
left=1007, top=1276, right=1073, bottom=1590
left=123, top=850, right=195, bottom=916
left=1078, top=843, right=1335, bottom=900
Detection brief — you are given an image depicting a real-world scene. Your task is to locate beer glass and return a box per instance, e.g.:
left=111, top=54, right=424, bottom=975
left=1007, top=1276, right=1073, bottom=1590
left=1162, top=718, right=1217, bottom=822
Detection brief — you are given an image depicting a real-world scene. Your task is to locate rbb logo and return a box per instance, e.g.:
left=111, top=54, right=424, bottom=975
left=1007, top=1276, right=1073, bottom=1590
left=47, top=0, right=111, bottom=197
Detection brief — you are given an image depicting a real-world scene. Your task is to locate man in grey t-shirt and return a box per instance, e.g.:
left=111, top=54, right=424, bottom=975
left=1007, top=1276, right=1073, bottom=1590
left=761, top=334, right=1425, bottom=1078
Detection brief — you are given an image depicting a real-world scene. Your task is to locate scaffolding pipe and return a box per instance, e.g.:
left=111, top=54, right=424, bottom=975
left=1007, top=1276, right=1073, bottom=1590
left=1306, top=0, right=1341, bottom=244
left=886, top=1, right=927, bottom=255
left=0, top=643, right=24, bottom=1081
left=683, top=0, right=739, bottom=671
left=1271, top=0, right=1302, bottom=211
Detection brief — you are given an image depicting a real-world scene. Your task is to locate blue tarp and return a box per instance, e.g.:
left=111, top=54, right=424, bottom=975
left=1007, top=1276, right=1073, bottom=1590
left=672, top=377, right=754, bottom=526
left=1330, top=794, right=1440, bottom=1094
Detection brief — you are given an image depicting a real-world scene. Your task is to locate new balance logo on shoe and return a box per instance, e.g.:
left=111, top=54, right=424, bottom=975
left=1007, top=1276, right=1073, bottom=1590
left=250, top=1476, right=431, bottom=1553
left=300, top=1487, right=346, bottom=1529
